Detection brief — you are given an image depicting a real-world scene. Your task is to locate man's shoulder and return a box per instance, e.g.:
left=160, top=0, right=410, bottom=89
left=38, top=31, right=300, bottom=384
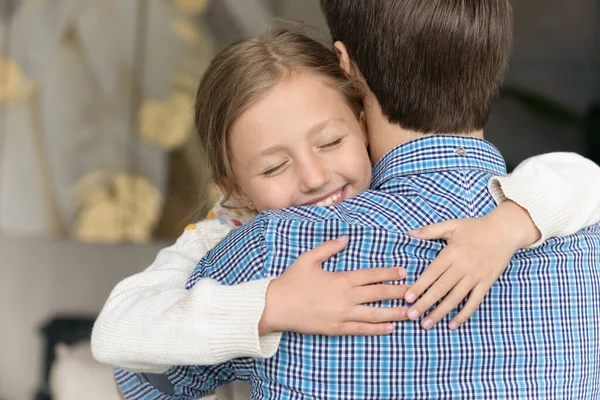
left=207, top=215, right=266, bottom=254
left=525, top=222, right=600, bottom=258
left=261, top=190, right=403, bottom=219
left=258, top=189, right=440, bottom=232
left=188, top=216, right=268, bottom=287
left=568, top=223, right=600, bottom=245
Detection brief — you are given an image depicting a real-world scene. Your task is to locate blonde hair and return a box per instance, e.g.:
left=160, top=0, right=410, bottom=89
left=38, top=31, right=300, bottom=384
left=194, top=26, right=364, bottom=205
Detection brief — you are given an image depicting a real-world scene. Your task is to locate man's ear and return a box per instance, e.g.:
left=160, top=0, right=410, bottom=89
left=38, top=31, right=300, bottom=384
left=334, top=41, right=352, bottom=75
left=359, top=111, right=369, bottom=147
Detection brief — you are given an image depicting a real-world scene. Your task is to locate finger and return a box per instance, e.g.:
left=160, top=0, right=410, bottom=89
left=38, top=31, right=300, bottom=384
left=302, top=236, right=349, bottom=264
left=349, top=305, right=409, bottom=323
left=407, top=220, right=457, bottom=241
left=448, top=283, right=490, bottom=330
left=419, top=278, right=475, bottom=330
left=343, top=267, right=408, bottom=287
left=338, top=322, right=396, bottom=336
left=354, top=284, right=409, bottom=304
left=404, top=250, right=453, bottom=303
left=407, top=267, right=461, bottom=320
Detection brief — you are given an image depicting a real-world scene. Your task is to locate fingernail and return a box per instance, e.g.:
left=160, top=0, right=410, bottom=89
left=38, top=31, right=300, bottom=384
left=398, top=268, right=407, bottom=279
left=408, top=309, right=420, bottom=320
left=405, top=291, right=416, bottom=303
left=386, top=323, right=395, bottom=333
left=407, top=229, right=419, bottom=236
left=448, top=321, right=459, bottom=330
left=336, top=236, right=349, bottom=243
left=421, top=318, right=433, bottom=330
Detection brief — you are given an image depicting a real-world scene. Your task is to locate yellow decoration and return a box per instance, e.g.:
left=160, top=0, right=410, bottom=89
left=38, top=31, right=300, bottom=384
left=73, top=171, right=163, bottom=244
left=173, top=19, right=202, bottom=45
left=174, top=0, right=209, bottom=15
left=139, top=93, right=194, bottom=150
left=184, top=223, right=197, bottom=230
left=172, top=72, right=199, bottom=92
left=206, top=210, right=215, bottom=220
left=0, top=56, right=35, bottom=104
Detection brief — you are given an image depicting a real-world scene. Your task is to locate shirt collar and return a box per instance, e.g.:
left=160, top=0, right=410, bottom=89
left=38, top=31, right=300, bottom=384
left=371, top=135, right=507, bottom=189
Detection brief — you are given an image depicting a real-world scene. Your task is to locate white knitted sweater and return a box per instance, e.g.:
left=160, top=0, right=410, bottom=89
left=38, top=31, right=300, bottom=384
left=92, top=152, right=600, bottom=374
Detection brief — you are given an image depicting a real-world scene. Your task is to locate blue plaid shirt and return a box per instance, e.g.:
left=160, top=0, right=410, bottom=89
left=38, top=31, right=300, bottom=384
left=117, top=136, right=600, bottom=399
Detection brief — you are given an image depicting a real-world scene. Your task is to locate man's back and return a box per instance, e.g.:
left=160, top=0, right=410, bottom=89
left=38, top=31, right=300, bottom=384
left=122, top=136, right=600, bottom=399
left=236, top=137, right=600, bottom=399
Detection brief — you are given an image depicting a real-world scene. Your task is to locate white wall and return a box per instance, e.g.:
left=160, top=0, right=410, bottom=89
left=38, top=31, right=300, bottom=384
left=0, top=237, right=165, bottom=400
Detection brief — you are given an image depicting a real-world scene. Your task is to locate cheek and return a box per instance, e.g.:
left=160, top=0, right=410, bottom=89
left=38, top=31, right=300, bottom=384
left=345, top=142, right=373, bottom=189
left=358, top=158, right=373, bottom=189
left=244, top=178, right=295, bottom=211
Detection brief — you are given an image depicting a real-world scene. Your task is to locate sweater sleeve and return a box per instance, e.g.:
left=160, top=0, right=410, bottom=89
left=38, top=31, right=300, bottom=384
left=488, top=152, right=600, bottom=248
left=91, top=220, right=281, bottom=373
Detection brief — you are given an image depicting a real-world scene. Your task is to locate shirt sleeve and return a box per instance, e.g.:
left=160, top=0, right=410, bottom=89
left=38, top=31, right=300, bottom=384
left=489, top=152, right=600, bottom=247
left=114, top=217, right=273, bottom=399
left=115, top=364, right=236, bottom=400
left=92, top=219, right=280, bottom=373
left=186, top=216, right=271, bottom=288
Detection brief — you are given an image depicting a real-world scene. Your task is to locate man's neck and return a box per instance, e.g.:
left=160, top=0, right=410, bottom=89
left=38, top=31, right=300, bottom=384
left=364, top=96, right=484, bottom=165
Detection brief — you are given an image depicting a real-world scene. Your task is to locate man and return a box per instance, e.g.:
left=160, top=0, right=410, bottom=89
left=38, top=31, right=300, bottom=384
left=118, top=1, right=600, bottom=398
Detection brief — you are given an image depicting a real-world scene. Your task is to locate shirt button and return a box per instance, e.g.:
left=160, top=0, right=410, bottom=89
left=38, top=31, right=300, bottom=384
left=456, top=147, right=467, bottom=156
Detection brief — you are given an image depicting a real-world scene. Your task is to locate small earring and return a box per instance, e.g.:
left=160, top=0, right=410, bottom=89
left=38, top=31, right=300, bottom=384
left=248, top=201, right=254, bottom=209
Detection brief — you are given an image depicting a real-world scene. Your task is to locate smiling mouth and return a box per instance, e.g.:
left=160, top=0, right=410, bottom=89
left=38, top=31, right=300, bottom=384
left=306, top=186, right=347, bottom=207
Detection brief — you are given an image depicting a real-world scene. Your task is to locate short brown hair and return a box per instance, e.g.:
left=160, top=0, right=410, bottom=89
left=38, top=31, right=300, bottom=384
left=320, top=0, right=513, bottom=133
left=194, top=26, right=364, bottom=204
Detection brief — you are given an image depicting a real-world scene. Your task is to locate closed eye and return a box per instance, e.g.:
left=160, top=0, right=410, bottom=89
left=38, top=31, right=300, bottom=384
left=318, top=137, right=343, bottom=150
left=261, top=162, right=286, bottom=176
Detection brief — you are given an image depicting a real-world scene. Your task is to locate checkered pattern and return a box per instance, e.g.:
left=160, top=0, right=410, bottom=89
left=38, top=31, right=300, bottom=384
left=117, top=136, right=600, bottom=399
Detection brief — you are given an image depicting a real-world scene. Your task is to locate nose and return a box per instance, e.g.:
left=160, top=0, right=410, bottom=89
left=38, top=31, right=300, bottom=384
left=298, top=154, right=330, bottom=192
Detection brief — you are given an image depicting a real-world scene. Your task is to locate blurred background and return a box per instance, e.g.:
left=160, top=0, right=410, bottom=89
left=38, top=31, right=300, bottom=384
left=0, top=0, right=597, bottom=399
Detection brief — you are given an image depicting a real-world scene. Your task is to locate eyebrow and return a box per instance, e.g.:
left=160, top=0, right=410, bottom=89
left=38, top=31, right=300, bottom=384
left=308, top=119, right=338, bottom=136
left=246, top=118, right=346, bottom=169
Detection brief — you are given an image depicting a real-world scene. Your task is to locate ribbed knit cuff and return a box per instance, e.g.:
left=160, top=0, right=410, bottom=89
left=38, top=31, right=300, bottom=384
left=489, top=174, right=565, bottom=248
left=209, top=278, right=282, bottom=361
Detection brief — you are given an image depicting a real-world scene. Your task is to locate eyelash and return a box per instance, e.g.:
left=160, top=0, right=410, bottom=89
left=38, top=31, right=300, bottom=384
left=261, top=163, right=286, bottom=176
left=319, top=137, right=343, bottom=149
left=260, top=137, right=344, bottom=176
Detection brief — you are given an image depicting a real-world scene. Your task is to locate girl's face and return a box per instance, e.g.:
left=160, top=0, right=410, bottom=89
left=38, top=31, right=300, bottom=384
left=228, top=73, right=372, bottom=212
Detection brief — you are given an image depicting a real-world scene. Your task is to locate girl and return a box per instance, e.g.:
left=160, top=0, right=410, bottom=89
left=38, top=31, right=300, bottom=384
left=92, top=27, right=600, bottom=385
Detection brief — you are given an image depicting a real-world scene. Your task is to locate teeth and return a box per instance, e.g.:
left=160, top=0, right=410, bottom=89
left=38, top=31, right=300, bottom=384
left=314, top=191, right=342, bottom=207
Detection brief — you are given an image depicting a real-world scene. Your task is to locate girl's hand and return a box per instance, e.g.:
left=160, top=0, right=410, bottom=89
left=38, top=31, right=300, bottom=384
left=259, top=236, right=409, bottom=336
left=404, top=201, right=541, bottom=331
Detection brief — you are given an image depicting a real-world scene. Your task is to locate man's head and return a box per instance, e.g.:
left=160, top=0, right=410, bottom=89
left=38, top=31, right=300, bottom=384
left=320, top=0, right=513, bottom=136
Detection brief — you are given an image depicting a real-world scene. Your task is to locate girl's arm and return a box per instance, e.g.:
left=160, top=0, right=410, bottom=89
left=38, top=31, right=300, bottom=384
left=488, top=152, right=600, bottom=246
left=92, top=224, right=409, bottom=373
left=404, top=152, right=600, bottom=329
left=91, top=220, right=280, bottom=373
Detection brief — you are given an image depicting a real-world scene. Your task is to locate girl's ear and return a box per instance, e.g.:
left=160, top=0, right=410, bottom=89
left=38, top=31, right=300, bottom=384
left=216, top=180, right=230, bottom=198
left=217, top=179, right=254, bottom=210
